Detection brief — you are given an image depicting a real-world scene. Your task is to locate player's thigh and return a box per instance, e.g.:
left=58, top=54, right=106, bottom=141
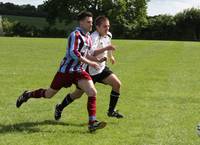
left=102, top=73, right=121, bottom=87
left=78, top=79, right=97, bottom=97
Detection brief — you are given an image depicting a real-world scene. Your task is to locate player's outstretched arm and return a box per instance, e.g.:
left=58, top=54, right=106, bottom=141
left=86, top=53, right=107, bottom=63
left=93, top=45, right=115, bottom=56
left=79, top=56, right=99, bottom=69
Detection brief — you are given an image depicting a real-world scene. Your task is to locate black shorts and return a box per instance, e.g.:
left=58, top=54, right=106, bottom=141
left=91, top=66, right=113, bottom=84
left=76, top=66, right=113, bottom=90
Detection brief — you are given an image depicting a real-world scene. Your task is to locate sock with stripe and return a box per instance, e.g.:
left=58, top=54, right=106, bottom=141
left=87, top=96, right=96, bottom=124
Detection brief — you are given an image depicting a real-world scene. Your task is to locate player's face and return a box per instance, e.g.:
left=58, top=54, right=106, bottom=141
left=80, top=16, right=93, bottom=33
left=97, top=20, right=110, bottom=36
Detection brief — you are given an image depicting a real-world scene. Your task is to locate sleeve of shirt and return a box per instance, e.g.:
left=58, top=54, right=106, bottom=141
left=68, top=31, right=81, bottom=60
left=89, top=33, right=98, bottom=55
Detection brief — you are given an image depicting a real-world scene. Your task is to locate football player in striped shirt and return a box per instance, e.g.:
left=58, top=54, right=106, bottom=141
left=16, top=11, right=107, bottom=132
left=54, top=16, right=123, bottom=121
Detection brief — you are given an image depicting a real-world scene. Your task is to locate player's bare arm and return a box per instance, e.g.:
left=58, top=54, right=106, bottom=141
left=86, top=53, right=107, bottom=63
left=93, top=45, right=115, bottom=56
left=79, top=55, right=99, bottom=69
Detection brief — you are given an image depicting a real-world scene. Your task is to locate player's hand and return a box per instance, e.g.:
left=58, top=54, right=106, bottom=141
left=98, top=57, right=107, bottom=62
left=90, top=61, right=100, bottom=70
left=110, top=56, right=115, bottom=64
left=105, top=45, right=115, bottom=51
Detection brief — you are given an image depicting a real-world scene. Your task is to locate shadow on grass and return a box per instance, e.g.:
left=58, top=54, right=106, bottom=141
left=0, top=120, right=87, bottom=134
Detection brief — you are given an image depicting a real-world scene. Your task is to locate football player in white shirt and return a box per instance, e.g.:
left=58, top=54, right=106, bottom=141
left=55, top=16, right=123, bottom=120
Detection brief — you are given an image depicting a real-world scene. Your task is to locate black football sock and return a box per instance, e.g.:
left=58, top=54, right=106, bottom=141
left=58, top=94, right=73, bottom=111
left=108, top=90, right=120, bottom=112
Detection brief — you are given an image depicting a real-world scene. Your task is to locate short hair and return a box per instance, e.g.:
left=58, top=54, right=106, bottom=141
left=77, top=11, right=93, bottom=21
left=95, top=16, right=109, bottom=26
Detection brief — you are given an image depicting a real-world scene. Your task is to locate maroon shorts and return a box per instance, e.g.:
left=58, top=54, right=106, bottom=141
left=50, top=71, right=92, bottom=90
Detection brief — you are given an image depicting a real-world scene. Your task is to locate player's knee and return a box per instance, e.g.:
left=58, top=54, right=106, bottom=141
left=113, top=80, right=121, bottom=90
left=44, top=95, right=53, bottom=99
left=44, top=93, right=54, bottom=98
left=71, top=93, right=82, bottom=100
left=44, top=88, right=57, bottom=98
left=75, top=95, right=82, bottom=99
left=88, top=87, right=97, bottom=97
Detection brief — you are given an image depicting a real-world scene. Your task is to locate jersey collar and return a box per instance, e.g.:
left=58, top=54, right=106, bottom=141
left=76, top=27, right=90, bottom=36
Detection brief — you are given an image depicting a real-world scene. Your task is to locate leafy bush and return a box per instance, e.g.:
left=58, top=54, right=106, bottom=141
left=2, top=18, right=15, bottom=36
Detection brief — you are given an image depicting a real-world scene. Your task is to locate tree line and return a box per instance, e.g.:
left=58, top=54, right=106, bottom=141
left=44, top=0, right=149, bottom=39
left=0, top=1, right=200, bottom=41
left=0, top=2, right=46, bottom=17
left=140, top=8, right=200, bottom=41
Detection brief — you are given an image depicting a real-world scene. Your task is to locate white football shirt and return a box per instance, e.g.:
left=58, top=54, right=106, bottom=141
left=88, top=31, right=112, bottom=76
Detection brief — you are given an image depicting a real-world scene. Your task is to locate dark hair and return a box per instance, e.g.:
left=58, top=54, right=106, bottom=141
left=95, top=16, right=109, bottom=26
left=77, top=11, right=93, bottom=21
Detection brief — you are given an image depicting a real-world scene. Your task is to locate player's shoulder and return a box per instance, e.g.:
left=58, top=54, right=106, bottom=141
left=91, top=31, right=100, bottom=38
left=107, top=32, right=112, bottom=39
left=102, top=32, right=112, bottom=42
left=69, top=29, right=79, bottom=37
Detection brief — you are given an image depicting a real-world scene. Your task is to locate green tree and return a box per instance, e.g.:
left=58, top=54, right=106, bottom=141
left=2, top=18, right=15, bottom=36
left=44, top=0, right=149, bottom=38
left=140, top=15, right=176, bottom=40
left=175, top=8, right=200, bottom=40
left=44, top=0, right=96, bottom=24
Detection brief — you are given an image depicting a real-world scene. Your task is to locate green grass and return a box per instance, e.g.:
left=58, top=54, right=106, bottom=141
left=2, top=15, right=76, bottom=30
left=1, top=37, right=200, bottom=145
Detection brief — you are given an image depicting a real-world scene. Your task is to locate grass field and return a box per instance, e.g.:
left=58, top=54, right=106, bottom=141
left=1, top=37, right=200, bottom=145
